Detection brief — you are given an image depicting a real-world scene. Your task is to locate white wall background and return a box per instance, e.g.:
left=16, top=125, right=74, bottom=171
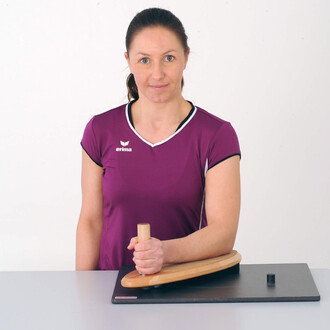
left=0, top=0, right=329, bottom=271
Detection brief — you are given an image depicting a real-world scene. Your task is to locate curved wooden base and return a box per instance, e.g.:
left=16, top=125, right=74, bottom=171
left=121, top=250, right=242, bottom=288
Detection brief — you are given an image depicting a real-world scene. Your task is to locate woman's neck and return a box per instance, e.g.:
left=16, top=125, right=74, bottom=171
left=131, top=96, right=191, bottom=131
left=130, top=95, right=192, bottom=145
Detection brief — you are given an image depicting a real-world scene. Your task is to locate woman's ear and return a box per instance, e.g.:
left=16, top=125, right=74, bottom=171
left=125, top=52, right=131, bottom=70
left=124, top=52, right=132, bottom=73
left=184, top=47, right=190, bottom=69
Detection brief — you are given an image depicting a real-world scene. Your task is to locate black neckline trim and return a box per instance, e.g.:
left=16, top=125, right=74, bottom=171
left=127, top=100, right=195, bottom=132
left=176, top=101, right=194, bottom=132
left=127, top=99, right=137, bottom=129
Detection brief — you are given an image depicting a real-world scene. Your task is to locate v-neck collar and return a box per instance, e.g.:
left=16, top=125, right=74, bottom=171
left=125, top=101, right=197, bottom=148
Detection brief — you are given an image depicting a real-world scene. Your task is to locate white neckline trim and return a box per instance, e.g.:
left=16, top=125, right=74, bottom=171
left=125, top=103, right=197, bottom=148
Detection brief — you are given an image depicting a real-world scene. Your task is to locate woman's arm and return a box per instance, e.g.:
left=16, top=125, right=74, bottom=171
left=164, top=155, right=241, bottom=262
left=128, top=155, right=240, bottom=274
left=76, top=149, right=104, bottom=270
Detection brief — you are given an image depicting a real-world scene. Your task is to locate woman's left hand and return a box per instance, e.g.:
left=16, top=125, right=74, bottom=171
left=127, top=237, right=164, bottom=274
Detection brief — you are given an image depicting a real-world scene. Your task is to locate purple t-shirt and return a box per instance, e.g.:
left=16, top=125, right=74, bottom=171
left=81, top=102, right=241, bottom=270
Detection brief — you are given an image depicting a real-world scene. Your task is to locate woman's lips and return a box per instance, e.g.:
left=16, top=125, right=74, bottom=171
left=149, top=84, right=168, bottom=90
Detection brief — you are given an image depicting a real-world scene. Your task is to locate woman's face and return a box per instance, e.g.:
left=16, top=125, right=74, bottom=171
left=125, top=26, right=189, bottom=104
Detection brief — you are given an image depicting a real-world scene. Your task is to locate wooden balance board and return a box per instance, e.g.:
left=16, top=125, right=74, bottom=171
left=121, top=223, right=242, bottom=288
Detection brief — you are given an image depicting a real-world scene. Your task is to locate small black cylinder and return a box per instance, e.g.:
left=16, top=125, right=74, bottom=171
left=267, top=273, right=276, bottom=285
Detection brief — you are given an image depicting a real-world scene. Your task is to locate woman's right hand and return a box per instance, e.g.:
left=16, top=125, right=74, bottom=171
left=127, top=236, right=164, bottom=275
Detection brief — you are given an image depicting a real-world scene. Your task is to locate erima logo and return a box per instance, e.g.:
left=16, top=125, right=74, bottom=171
left=116, top=141, right=132, bottom=152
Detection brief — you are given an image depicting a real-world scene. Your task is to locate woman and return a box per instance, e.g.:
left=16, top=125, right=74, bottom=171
left=76, top=8, right=241, bottom=275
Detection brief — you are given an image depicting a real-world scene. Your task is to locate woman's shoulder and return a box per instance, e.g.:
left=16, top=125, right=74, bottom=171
left=84, top=103, right=127, bottom=133
left=193, top=105, right=241, bottom=164
left=92, top=103, right=127, bottom=123
left=194, top=105, right=232, bottom=131
left=82, top=103, right=128, bottom=140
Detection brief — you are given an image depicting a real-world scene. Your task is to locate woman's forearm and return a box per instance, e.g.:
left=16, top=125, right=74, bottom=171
left=76, top=218, right=103, bottom=270
left=162, top=222, right=237, bottom=264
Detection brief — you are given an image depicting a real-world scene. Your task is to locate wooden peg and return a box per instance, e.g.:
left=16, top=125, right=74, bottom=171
left=136, top=223, right=150, bottom=276
left=137, top=223, right=150, bottom=243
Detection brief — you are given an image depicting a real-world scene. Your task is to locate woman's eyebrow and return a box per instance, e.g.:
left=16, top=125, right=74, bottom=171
left=135, top=49, right=177, bottom=56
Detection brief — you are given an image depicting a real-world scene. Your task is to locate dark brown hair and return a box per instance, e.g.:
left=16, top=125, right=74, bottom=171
left=125, top=8, right=189, bottom=101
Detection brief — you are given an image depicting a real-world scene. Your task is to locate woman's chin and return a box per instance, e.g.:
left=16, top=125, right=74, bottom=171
left=141, top=90, right=179, bottom=104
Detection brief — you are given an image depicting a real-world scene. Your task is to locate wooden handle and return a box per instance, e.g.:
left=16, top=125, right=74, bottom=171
left=137, top=223, right=150, bottom=243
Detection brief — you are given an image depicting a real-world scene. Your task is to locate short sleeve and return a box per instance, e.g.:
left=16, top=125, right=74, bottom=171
left=208, top=122, right=241, bottom=170
left=81, top=116, right=102, bottom=167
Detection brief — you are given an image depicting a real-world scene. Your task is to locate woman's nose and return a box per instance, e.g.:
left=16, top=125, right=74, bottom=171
left=151, top=62, right=165, bottom=80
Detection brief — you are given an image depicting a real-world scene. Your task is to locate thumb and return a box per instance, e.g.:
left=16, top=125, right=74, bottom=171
left=127, top=236, right=138, bottom=250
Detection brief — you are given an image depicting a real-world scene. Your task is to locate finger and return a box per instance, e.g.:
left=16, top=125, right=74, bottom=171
left=136, top=264, right=162, bottom=275
left=133, top=252, right=164, bottom=271
left=133, top=254, right=156, bottom=266
left=134, top=251, right=164, bottom=263
left=133, top=241, right=149, bottom=252
left=127, top=237, right=138, bottom=250
left=134, top=237, right=161, bottom=252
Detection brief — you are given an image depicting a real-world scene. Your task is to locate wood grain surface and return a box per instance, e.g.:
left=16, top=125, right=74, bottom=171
left=121, top=250, right=242, bottom=288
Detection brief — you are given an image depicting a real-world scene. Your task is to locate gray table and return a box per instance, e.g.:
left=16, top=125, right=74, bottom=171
left=0, top=269, right=329, bottom=330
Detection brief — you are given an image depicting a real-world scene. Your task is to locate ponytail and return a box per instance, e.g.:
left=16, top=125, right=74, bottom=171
left=126, top=73, right=139, bottom=101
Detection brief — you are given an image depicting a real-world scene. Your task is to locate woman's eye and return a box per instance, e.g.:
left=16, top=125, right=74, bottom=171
left=165, top=55, right=174, bottom=62
left=140, top=58, right=149, bottom=64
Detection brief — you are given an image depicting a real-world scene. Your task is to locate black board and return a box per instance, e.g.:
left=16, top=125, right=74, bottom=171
left=112, top=263, right=320, bottom=304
